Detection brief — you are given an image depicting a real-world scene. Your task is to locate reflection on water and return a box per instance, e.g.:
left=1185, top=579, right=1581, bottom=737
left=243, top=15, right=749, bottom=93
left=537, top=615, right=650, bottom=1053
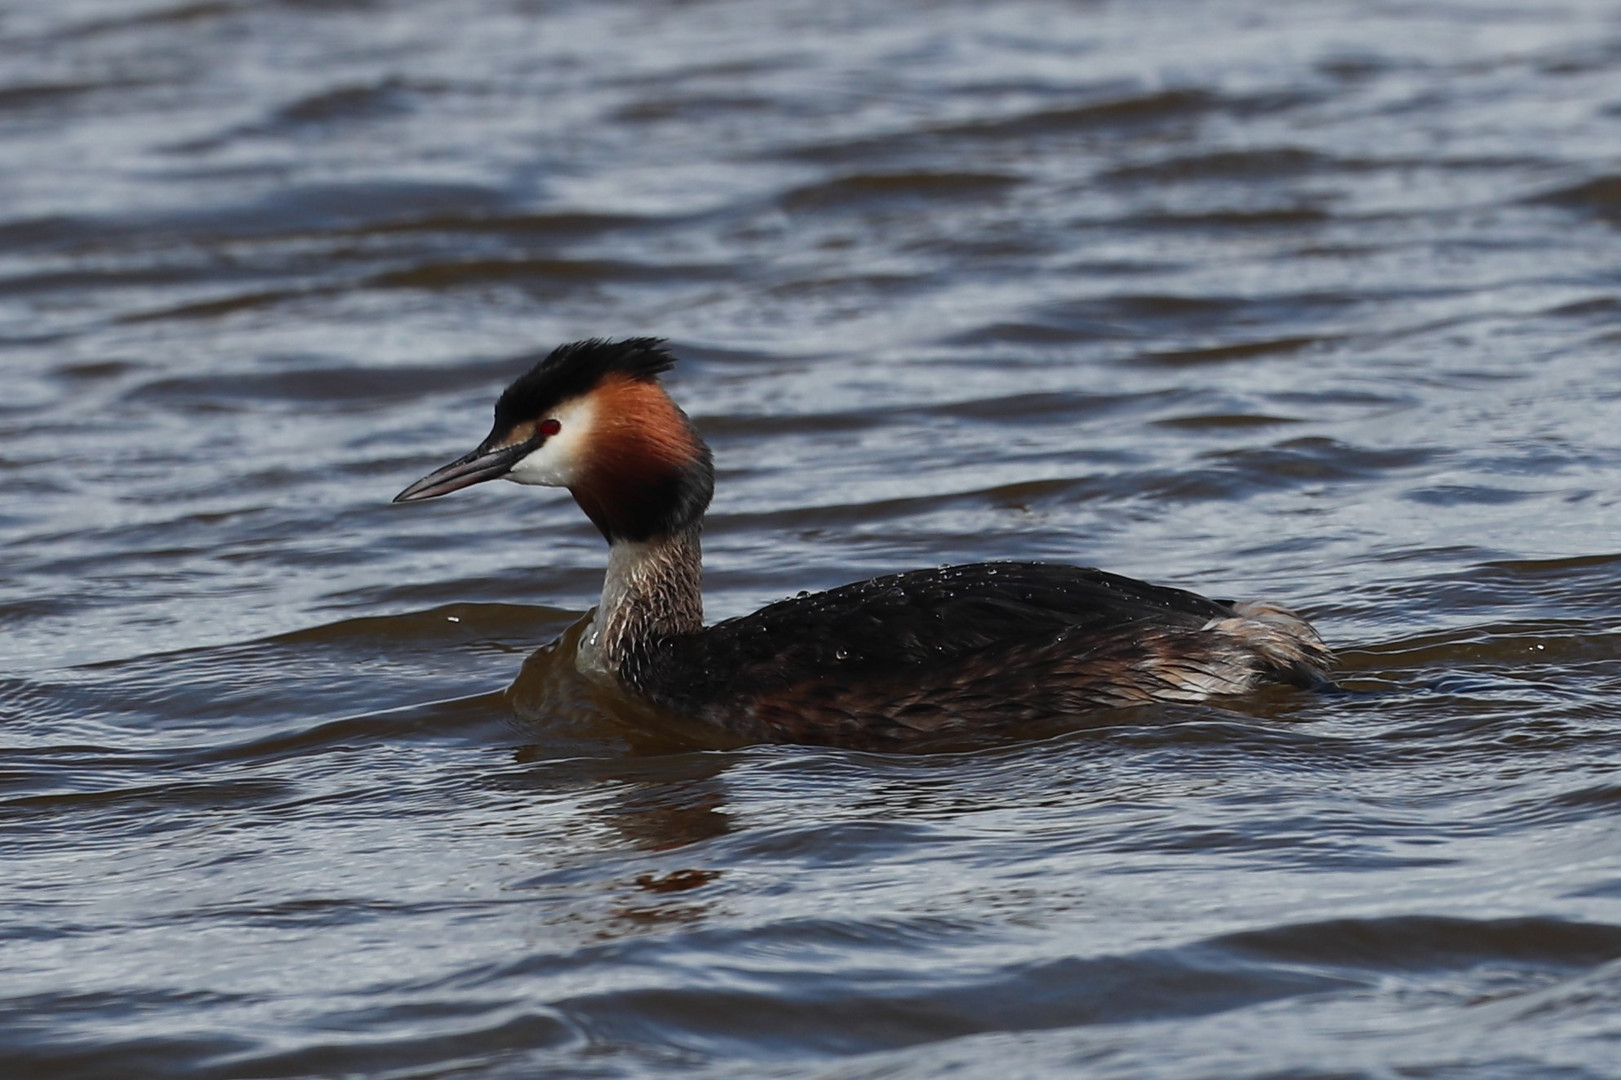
left=4, top=0, right=1621, bottom=1076
left=506, top=614, right=750, bottom=755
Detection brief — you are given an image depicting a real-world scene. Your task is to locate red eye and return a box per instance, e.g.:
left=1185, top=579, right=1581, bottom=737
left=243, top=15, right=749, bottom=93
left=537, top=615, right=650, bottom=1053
left=538, top=418, right=561, bottom=437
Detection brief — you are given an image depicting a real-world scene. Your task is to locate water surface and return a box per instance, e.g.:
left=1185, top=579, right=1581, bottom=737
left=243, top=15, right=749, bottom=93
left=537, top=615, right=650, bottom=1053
left=4, top=1, right=1621, bottom=1077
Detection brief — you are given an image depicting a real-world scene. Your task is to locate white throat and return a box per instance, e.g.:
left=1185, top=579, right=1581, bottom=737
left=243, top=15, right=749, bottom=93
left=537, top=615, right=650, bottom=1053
left=505, top=395, right=598, bottom=489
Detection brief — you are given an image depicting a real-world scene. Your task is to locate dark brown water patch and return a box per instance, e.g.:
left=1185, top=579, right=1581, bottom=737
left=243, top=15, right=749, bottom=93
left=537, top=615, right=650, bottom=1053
left=272, top=77, right=421, bottom=128
left=615, top=93, right=778, bottom=123
left=707, top=476, right=1118, bottom=532
left=367, top=256, right=724, bottom=290
left=51, top=359, right=145, bottom=380
left=1220, top=915, right=1621, bottom=972
left=2, top=777, right=296, bottom=822
left=340, top=209, right=644, bottom=239
left=269, top=603, right=577, bottom=650
left=159, top=180, right=514, bottom=239
left=1531, top=174, right=1621, bottom=223
left=205, top=1012, right=577, bottom=1080
left=1124, top=206, right=1335, bottom=229
left=696, top=410, right=882, bottom=437
left=1433, top=558, right=1621, bottom=619
left=779, top=84, right=1310, bottom=166
left=122, top=357, right=525, bottom=408
left=553, top=939, right=1351, bottom=1059
left=1315, top=50, right=1398, bottom=81
left=0, top=80, right=139, bottom=113
left=1545, top=296, right=1621, bottom=319
left=929, top=88, right=1221, bottom=141
left=1140, top=335, right=1326, bottom=368
left=63, top=1, right=240, bottom=37
left=189, top=692, right=514, bottom=768
left=0, top=265, right=249, bottom=298
left=635, top=868, right=721, bottom=893
left=170, top=78, right=436, bottom=154
left=1154, top=438, right=1436, bottom=501
left=780, top=171, right=1022, bottom=211
left=1, top=1004, right=249, bottom=1080
left=1155, top=413, right=1304, bottom=431
left=1405, top=484, right=1540, bottom=507
left=117, top=287, right=324, bottom=324
left=1099, top=147, right=1333, bottom=184
left=932, top=389, right=1154, bottom=423
left=937, top=318, right=1139, bottom=347
left=1480, top=552, right=1621, bottom=577
left=764, top=271, right=928, bottom=301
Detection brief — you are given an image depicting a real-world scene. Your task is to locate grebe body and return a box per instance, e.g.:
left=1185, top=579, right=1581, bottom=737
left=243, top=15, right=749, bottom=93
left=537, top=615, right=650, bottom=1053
left=395, top=339, right=1332, bottom=745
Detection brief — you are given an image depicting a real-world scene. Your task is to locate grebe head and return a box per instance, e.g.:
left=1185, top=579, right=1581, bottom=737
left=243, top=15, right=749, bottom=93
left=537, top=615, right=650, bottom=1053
left=393, top=338, right=713, bottom=543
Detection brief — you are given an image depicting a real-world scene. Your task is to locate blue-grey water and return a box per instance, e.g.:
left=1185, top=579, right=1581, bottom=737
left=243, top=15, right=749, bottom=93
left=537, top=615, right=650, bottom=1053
left=4, top=1, right=1621, bottom=1077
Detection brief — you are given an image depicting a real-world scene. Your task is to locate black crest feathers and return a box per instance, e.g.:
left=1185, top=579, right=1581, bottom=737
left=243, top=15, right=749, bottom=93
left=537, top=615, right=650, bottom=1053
left=493, top=338, right=675, bottom=429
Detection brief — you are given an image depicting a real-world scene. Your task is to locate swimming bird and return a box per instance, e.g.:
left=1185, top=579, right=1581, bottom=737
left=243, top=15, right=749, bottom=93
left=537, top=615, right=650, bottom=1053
left=394, top=338, right=1332, bottom=745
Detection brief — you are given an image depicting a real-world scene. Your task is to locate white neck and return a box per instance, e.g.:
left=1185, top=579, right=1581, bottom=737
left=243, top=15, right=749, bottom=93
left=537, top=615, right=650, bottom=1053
left=576, top=524, right=704, bottom=679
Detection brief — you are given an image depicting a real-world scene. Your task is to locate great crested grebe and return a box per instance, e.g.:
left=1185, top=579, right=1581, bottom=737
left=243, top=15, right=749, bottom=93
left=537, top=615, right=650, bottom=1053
left=395, top=338, right=1333, bottom=744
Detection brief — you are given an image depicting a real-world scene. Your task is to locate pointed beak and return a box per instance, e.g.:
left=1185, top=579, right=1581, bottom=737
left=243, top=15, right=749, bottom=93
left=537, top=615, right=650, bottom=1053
left=393, top=441, right=528, bottom=503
